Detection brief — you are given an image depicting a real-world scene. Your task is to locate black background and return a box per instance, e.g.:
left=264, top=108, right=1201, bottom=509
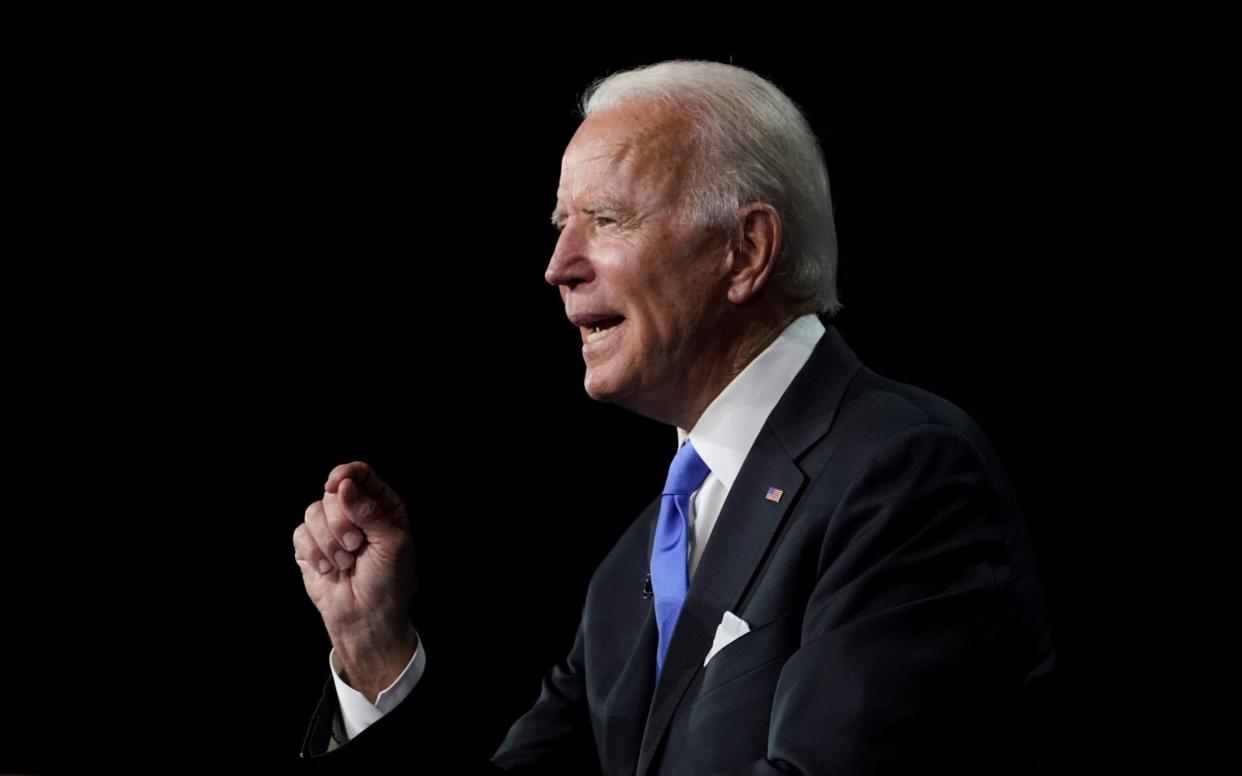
left=1, top=25, right=1119, bottom=773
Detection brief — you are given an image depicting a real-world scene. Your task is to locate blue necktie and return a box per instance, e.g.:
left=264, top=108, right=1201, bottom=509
left=651, top=439, right=710, bottom=680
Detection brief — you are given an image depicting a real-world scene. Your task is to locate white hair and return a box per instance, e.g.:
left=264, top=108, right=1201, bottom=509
left=581, top=60, right=841, bottom=317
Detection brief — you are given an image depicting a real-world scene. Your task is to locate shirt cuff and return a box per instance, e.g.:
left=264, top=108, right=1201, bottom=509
left=328, top=630, right=426, bottom=741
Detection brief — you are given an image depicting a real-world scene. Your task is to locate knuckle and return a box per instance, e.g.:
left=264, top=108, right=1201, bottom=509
left=309, top=518, right=338, bottom=550
left=307, top=502, right=327, bottom=527
left=329, top=460, right=369, bottom=482
left=327, top=513, right=352, bottom=537
left=361, top=498, right=384, bottom=522
left=350, top=462, right=376, bottom=489
left=293, top=528, right=316, bottom=557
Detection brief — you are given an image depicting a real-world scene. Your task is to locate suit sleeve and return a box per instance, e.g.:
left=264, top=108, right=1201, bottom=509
left=298, top=612, right=600, bottom=774
left=299, top=643, right=498, bottom=774
left=742, top=424, right=1053, bottom=775
left=489, top=608, right=599, bottom=772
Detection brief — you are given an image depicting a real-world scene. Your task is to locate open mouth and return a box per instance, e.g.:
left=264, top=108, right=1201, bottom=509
left=584, top=316, right=625, bottom=344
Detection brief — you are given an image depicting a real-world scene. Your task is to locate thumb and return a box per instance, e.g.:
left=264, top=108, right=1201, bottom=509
left=340, top=476, right=406, bottom=535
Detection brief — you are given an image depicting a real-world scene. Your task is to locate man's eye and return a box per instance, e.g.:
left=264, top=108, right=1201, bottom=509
left=596, top=216, right=617, bottom=227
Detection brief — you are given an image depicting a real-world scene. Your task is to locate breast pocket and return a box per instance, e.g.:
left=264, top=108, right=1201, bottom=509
left=697, top=612, right=799, bottom=698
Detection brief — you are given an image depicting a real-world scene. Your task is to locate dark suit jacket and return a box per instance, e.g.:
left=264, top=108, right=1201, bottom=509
left=300, top=324, right=1056, bottom=774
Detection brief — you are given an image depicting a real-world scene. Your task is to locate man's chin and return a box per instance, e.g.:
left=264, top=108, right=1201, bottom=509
left=582, top=376, right=617, bottom=404
left=582, top=371, right=634, bottom=407
left=584, top=376, right=660, bottom=422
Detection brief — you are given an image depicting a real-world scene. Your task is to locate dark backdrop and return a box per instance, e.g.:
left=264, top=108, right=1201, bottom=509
left=3, top=32, right=1096, bottom=773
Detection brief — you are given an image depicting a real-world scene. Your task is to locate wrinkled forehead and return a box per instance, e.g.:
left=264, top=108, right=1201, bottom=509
left=557, top=102, right=697, bottom=205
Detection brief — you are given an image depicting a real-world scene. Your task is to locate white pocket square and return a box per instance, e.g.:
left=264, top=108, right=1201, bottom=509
left=704, top=610, right=751, bottom=666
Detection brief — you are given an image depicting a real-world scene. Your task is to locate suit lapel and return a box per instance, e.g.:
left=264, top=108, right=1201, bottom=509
left=598, top=499, right=661, bottom=776
left=601, top=610, right=658, bottom=775
left=634, top=324, right=862, bottom=776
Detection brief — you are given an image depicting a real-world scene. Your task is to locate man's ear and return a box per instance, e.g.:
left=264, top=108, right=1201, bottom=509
left=726, top=203, right=782, bottom=305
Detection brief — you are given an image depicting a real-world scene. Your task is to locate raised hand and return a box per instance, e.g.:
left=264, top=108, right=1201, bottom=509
left=293, top=461, right=418, bottom=701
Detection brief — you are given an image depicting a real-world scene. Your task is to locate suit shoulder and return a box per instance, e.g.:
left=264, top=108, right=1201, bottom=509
left=795, top=365, right=1025, bottom=523
left=833, top=366, right=999, bottom=462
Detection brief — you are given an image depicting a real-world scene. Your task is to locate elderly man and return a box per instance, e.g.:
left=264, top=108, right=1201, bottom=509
left=293, top=61, right=1055, bottom=774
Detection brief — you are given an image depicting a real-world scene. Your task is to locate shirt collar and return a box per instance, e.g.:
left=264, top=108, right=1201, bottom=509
left=676, top=313, right=826, bottom=489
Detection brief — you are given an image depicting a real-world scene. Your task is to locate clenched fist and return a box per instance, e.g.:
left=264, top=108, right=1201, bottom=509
left=293, top=461, right=418, bottom=702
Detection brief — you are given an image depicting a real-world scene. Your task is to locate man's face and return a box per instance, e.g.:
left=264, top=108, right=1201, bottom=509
left=546, top=102, right=732, bottom=423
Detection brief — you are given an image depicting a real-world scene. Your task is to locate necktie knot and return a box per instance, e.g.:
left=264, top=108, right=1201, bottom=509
left=662, top=440, right=710, bottom=496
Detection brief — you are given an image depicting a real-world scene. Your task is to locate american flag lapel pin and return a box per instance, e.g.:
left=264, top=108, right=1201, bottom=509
left=765, top=486, right=784, bottom=503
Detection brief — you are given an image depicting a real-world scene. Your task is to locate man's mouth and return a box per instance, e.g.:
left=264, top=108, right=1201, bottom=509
left=584, top=316, right=625, bottom=344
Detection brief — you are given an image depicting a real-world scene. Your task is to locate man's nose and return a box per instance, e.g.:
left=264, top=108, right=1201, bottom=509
left=545, top=223, right=593, bottom=290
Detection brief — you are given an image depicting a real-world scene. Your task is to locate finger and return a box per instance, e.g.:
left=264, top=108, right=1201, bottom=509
left=322, top=488, right=366, bottom=552
left=306, top=500, right=355, bottom=572
left=293, top=521, right=334, bottom=576
left=324, top=461, right=403, bottom=513
left=336, top=477, right=393, bottom=531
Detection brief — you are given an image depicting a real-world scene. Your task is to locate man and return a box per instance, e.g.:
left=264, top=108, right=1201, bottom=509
left=292, top=60, right=1055, bottom=774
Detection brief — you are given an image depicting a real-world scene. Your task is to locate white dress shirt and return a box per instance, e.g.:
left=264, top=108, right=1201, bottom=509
left=330, top=313, right=827, bottom=742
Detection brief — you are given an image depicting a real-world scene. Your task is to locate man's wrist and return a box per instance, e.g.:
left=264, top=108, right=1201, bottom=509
left=331, top=620, right=419, bottom=703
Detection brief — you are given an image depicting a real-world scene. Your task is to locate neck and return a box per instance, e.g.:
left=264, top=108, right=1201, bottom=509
left=656, top=308, right=802, bottom=431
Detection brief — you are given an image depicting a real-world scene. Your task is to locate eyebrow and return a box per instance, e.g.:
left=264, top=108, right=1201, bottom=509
left=550, top=200, right=629, bottom=227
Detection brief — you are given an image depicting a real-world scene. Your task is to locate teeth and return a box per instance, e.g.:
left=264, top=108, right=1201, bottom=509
left=587, top=324, right=616, bottom=343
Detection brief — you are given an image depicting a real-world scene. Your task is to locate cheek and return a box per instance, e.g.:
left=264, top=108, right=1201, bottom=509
left=628, top=301, right=676, bottom=345
left=656, top=284, right=709, bottom=332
